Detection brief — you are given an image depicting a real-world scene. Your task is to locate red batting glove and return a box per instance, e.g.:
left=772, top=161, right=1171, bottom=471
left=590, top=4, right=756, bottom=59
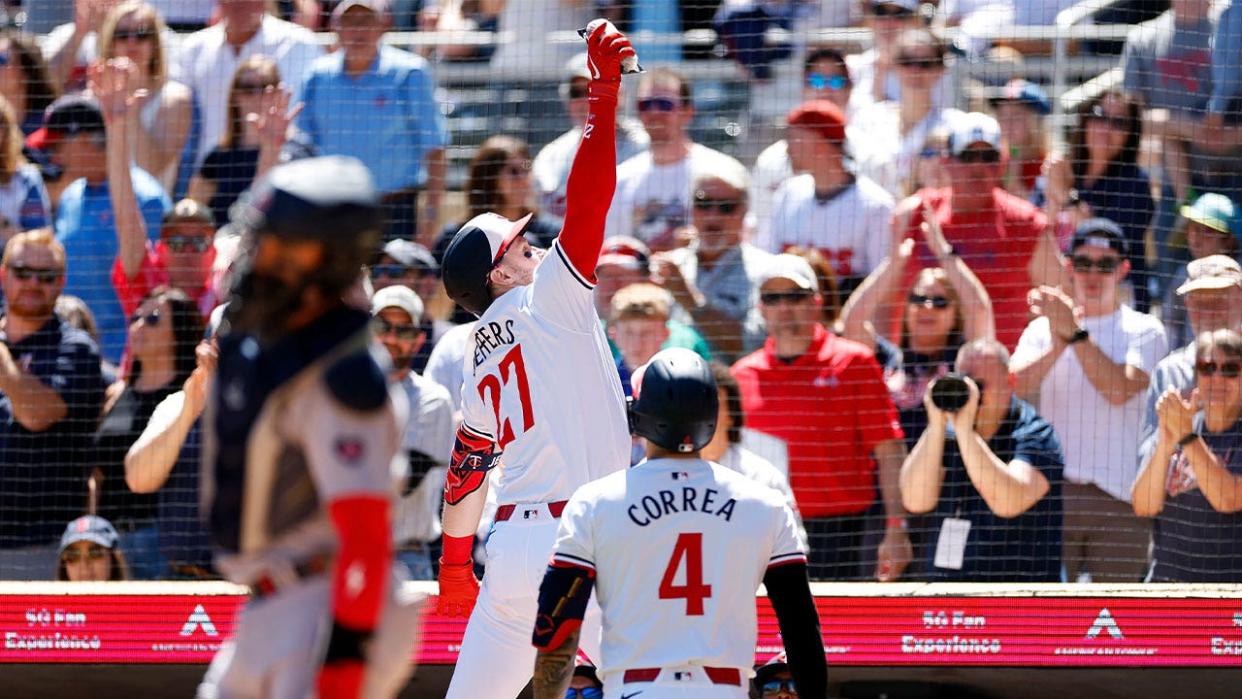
left=584, top=19, right=636, bottom=83
left=317, top=659, right=365, bottom=699
left=436, top=559, right=480, bottom=617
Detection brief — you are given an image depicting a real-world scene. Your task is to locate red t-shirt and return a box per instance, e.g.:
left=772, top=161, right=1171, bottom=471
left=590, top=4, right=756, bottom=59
left=900, top=187, right=1047, bottom=349
left=731, top=325, right=904, bottom=518
left=111, top=242, right=219, bottom=320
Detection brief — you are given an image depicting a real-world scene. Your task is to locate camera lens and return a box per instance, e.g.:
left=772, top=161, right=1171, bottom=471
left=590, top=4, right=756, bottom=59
left=930, top=373, right=970, bottom=412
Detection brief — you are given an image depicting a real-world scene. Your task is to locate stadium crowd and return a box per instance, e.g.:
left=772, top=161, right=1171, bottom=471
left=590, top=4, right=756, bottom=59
left=0, top=0, right=1239, bottom=603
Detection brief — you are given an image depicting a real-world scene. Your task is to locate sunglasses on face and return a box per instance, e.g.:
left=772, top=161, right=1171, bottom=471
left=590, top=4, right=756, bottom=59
left=638, top=97, right=679, bottom=113
left=898, top=56, right=943, bottom=70
left=1070, top=255, right=1120, bottom=274
left=370, top=263, right=412, bottom=280
left=761, top=679, right=799, bottom=695
left=372, top=317, right=422, bottom=341
left=114, top=26, right=156, bottom=42
left=235, top=81, right=274, bottom=95
left=760, top=289, right=814, bottom=305
left=564, top=688, right=602, bottom=699
left=61, top=546, right=108, bottom=564
left=163, top=235, right=212, bottom=253
left=9, top=264, right=62, bottom=284
left=1196, top=360, right=1242, bottom=378
left=1088, top=104, right=1128, bottom=130
left=806, top=72, right=849, bottom=91
left=908, top=293, right=951, bottom=309
left=956, top=148, right=1000, bottom=164
left=693, top=195, right=742, bottom=215
left=132, top=309, right=161, bottom=326
left=871, top=3, right=915, bottom=18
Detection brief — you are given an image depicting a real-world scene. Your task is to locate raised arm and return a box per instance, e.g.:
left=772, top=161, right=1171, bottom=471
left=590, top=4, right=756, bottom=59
left=919, top=206, right=994, bottom=342
left=93, top=59, right=149, bottom=280
left=556, top=21, right=635, bottom=280
left=838, top=237, right=912, bottom=350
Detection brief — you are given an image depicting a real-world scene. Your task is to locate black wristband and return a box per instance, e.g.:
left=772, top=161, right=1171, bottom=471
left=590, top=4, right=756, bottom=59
left=1177, top=432, right=1201, bottom=448
left=323, top=621, right=373, bottom=663
left=1065, top=327, right=1089, bottom=345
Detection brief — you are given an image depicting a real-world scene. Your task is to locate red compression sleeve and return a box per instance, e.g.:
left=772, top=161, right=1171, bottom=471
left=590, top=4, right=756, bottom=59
left=327, top=495, right=392, bottom=631
left=441, top=533, right=474, bottom=565
left=558, top=79, right=620, bottom=282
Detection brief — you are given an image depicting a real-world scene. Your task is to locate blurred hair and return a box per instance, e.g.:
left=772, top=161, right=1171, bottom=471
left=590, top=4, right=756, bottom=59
left=99, top=2, right=170, bottom=89
left=1196, top=328, right=1242, bottom=363
left=710, top=361, right=743, bottom=444
left=128, top=286, right=203, bottom=388
left=55, top=295, right=100, bottom=343
left=1070, top=89, right=1142, bottom=179
left=219, top=55, right=280, bottom=150
left=895, top=27, right=947, bottom=62
left=638, top=66, right=693, bottom=104
left=466, top=135, right=532, bottom=219
left=611, top=282, right=671, bottom=322
left=2, top=227, right=66, bottom=268
left=784, top=247, right=841, bottom=322
left=0, top=94, right=23, bottom=183
left=1, top=29, right=58, bottom=121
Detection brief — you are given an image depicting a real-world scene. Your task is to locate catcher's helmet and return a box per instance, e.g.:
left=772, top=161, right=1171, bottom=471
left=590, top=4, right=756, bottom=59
left=629, top=348, right=719, bottom=453
left=441, top=212, right=533, bottom=317
left=224, top=156, right=382, bottom=336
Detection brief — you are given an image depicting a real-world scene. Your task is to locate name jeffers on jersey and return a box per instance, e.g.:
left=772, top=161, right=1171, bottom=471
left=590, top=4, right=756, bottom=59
left=628, top=487, right=737, bottom=527
left=473, top=319, right=518, bottom=369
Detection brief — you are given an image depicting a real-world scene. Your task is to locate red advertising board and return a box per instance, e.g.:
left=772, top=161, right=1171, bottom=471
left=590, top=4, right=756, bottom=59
left=0, top=592, right=1240, bottom=666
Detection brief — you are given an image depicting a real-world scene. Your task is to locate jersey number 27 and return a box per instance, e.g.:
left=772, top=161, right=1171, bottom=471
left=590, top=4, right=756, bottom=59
left=659, top=532, right=713, bottom=615
left=477, top=344, right=536, bottom=450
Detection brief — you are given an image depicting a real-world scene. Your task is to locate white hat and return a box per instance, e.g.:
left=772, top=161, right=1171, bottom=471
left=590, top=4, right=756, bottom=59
left=759, top=254, right=819, bottom=293
left=1177, top=255, right=1242, bottom=295
left=371, top=284, right=424, bottom=321
left=331, top=0, right=390, bottom=21
left=948, top=112, right=1003, bottom=156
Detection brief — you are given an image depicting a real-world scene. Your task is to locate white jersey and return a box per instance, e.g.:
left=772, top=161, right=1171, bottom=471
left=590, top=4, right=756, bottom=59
left=458, top=241, right=630, bottom=504
left=551, top=457, right=806, bottom=683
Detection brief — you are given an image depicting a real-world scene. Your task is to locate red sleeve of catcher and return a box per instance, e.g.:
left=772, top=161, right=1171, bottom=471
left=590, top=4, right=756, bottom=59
left=557, top=79, right=620, bottom=283
left=445, top=423, right=500, bottom=505
left=327, top=495, right=392, bottom=632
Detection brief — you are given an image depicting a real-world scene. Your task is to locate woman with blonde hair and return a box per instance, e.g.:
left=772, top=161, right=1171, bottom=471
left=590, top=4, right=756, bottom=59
left=97, top=2, right=192, bottom=193
left=0, top=95, right=50, bottom=232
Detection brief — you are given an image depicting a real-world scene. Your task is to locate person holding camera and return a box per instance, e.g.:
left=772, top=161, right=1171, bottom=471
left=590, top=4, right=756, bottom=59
left=900, top=338, right=1064, bottom=581
left=1011, top=218, right=1168, bottom=582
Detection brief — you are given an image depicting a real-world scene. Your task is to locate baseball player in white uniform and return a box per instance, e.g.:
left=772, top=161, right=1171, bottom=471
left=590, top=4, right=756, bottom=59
left=531, top=349, right=828, bottom=699
left=435, top=19, right=638, bottom=699
left=198, top=157, right=422, bottom=699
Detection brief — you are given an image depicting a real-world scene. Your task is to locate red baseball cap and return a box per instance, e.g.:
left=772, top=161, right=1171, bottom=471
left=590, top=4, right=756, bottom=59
left=786, top=100, right=847, bottom=144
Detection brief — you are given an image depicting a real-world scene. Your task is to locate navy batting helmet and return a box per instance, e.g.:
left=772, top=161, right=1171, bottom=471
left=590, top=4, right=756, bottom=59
left=629, top=348, right=719, bottom=453
left=224, top=155, right=382, bottom=336
left=441, top=212, right=533, bottom=316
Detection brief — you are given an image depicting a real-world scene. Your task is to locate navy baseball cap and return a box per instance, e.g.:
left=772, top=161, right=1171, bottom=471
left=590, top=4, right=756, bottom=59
left=1070, top=218, right=1128, bottom=257
left=26, top=95, right=106, bottom=151
left=58, top=515, right=119, bottom=554
left=441, top=212, right=533, bottom=316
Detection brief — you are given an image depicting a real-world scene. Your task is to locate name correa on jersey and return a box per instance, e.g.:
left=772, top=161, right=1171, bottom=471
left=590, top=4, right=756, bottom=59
left=627, top=487, right=737, bottom=527
left=472, top=319, right=518, bottom=369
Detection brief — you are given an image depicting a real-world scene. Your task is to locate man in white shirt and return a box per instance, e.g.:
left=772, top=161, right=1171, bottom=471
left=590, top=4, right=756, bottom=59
left=1012, top=218, right=1169, bottom=582
left=762, top=100, right=894, bottom=295
left=846, top=0, right=938, bottom=113
left=533, top=53, right=649, bottom=229
left=174, top=0, right=322, bottom=168
left=604, top=67, right=746, bottom=252
left=370, top=285, right=454, bottom=580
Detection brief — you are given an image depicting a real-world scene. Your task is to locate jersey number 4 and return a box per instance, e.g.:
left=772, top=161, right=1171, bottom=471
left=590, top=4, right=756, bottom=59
left=477, top=344, right=536, bottom=450
left=659, top=532, right=713, bottom=616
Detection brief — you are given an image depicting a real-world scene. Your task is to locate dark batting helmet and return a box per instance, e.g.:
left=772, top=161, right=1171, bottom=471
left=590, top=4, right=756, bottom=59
left=224, top=155, right=383, bottom=337
left=441, top=212, right=533, bottom=316
left=629, top=348, right=719, bottom=453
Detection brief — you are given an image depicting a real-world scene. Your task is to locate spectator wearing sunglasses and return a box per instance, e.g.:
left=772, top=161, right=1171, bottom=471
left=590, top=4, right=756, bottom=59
left=1042, top=89, right=1154, bottom=312
left=0, top=229, right=105, bottom=580
left=851, top=28, right=964, bottom=199
left=113, top=198, right=221, bottom=325
left=533, top=52, right=648, bottom=230
left=55, top=514, right=130, bottom=582
left=750, top=47, right=859, bottom=241
left=1012, top=219, right=1168, bottom=582
left=1134, top=327, right=1242, bottom=582
left=895, top=112, right=1061, bottom=351
left=604, top=67, right=745, bottom=252
left=370, top=285, right=454, bottom=580
left=733, top=254, right=911, bottom=582
left=91, top=286, right=201, bottom=579
left=902, top=338, right=1063, bottom=581
left=563, top=663, right=603, bottom=698
left=373, top=239, right=447, bottom=372
left=1139, top=256, right=1242, bottom=488
left=655, top=164, right=774, bottom=362
left=761, top=100, right=894, bottom=300
left=1161, top=193, right=1242, bottom=351
left=753, top=657, right=798, bottom=697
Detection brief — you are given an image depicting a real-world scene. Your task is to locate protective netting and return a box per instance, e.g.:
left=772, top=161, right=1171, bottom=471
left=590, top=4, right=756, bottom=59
left=1, top=0, right=1239, bottom=585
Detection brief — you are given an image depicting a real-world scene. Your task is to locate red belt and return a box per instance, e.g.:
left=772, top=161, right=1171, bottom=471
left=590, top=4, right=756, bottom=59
left=622, top=667, right=742, bottom=686
left=494, top=500, right=568, bottom=522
